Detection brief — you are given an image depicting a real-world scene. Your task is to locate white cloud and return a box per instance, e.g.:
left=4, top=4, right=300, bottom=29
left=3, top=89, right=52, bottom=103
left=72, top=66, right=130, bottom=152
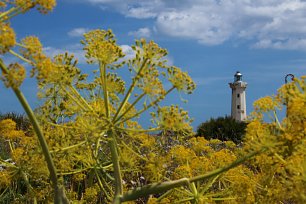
left=42, top=44, right=137, bottom=65
left=72, top=0, right=306, bottom=51
left=120, top=45, right=136, bottom=61
left=68, top=27, right=90, bottom=37
left=128, top=27, right=151, bottom=38
left=44, top=44, right=86, bottom=64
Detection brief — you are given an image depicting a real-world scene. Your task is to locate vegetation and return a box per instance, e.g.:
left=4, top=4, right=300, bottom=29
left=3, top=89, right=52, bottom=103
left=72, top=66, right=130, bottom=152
left=196, top=116, right=247, bottom=144
left=0, top=1, right=305, bottom=203
left=0, top=112, right=31, bottom=131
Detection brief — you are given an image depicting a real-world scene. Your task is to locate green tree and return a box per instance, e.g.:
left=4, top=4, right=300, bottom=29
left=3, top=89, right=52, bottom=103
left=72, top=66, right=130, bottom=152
left=196, top=116, right=247, bottom=144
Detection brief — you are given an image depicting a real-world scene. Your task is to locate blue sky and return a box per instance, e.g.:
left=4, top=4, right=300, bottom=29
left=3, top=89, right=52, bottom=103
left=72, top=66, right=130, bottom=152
left=1, top=0, right=305, bottom=128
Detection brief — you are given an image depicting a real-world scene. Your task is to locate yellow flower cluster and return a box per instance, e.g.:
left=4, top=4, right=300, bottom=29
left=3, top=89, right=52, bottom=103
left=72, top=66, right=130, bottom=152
left=0, top=171, right=11, bottom=187
left=242, top=76, right=306, bottom=203
left=0, top=119, right=25, bottom=139
left=137, top=39, right=168, bottom=66
left=20, top=36, right=45, bottom=63
left=153, top=105, right=193, bottom=133
left=0, top=23, right=16, bottom=54
left=83, top=186, right=99, bottom=203
left=12, top=0, right=56, bottom=13
left=36, top=0, right=56, bottom=14
left=82, top=29, right=124, bottom=64
left=167, top=66, right=196, bottom=94
left=169, top=145, right=196, bottom=165
left=138, top=67, right=165, bottom=97
left=253, top=95, right=280, bottom=113
left=1, top=63, right=26, bottom=88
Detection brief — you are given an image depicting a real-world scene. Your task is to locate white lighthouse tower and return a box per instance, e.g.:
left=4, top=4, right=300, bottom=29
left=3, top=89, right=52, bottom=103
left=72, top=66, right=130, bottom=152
left=229, top=71, right=247, bottom=121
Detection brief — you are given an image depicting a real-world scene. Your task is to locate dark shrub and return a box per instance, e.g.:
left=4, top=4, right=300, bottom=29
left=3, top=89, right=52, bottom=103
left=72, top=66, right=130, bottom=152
left=196, top=116, right=247, bottom=144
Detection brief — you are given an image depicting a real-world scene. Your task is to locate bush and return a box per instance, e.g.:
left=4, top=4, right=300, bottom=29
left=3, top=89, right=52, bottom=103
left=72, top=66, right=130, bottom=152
left=0, top=112, right=31, bottom=131
left=196, top=116, right=247, bottom=144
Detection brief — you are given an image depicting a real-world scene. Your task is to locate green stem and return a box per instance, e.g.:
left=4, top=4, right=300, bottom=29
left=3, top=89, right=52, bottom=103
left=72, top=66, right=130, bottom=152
left=116, top=126, right=161, bottom=133
left=58, top=167, right=91, bottom=176
left=50, top=141, right=86, bottom=153
left=114, top=92, right=146, bottom=123
left=9, top=49, right=34, bottom=65
left=4, top=8, right=26, bottom=22
left=116, top=86, right=175, bottom=125
left=189, top=182, right=198, bottom=199
left=120, top=148, right=265, bottom=202
left=0, top=6, right=20, bottom=20
left=94, top=168, right=112, bottom=201
left=61, top=85, right=88, bottom=111
left=21, top=171, right=37, bottom=202
left=69, top=85, right=93, bottom=112
left=112, top=58, right=148, bottom=122
left=121, top=178, right=190, bottom=202
left=0, top=59, right=68, bottom=203
left=108, top=131, right=123, bottom=203
left=273, top=110, right=282, bottom=129
left=120, top=141, right=149, bottom=162
left=100, top=62, right=110, bottom=118
left=189, top=149, right=265, bottom=183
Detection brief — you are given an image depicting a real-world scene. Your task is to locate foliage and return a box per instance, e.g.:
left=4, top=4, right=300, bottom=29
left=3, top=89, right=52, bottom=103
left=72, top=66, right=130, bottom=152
left=241, top=77, right=306, bottom=203
left=196, top=116, right=247, bottom=144
left=0, top=1, right=305, bottom=204
left=0, top=112, right=31, bottom=131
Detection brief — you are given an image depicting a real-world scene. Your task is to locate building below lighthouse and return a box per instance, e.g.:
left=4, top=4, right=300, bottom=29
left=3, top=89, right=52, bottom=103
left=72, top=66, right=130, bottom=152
left=229, top=71, right=247, bottom=121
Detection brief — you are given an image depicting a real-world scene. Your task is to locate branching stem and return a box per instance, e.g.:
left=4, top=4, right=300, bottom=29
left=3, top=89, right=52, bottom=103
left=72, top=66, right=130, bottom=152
left=112, top=58, right=148, bottom=121
left=120, top=148, right=266, bottom=202
left=0, top=59, right=69, bottom=203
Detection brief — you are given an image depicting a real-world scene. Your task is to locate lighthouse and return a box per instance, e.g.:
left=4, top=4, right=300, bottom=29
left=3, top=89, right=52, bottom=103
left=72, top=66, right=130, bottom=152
left=229, top=71, right=247, bottom=121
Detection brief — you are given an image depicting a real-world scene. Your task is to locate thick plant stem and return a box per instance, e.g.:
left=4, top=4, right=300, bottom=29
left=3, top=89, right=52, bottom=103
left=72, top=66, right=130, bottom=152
left=100, top=62, right=110, bottom=118
left=120, top=148, right=266, bottom=202
left=0, top=60, right=68, bottom=203
left=108, top=131, right=123, bottom=203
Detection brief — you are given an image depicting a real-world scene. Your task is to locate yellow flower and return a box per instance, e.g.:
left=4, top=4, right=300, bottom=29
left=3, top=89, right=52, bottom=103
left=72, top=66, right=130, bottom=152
left=2, top=63, right=26, bottom=89
left=20, top=36, right=45, bottom=63
left=138, top=67, right=165, bottom=97
left=83, top=186, right=98, bottom=203
left=0, top=171, right=12, bottom=187
left=13, top=0, right=56, bottom=13
left=37, top=0, right=56, bottom=14
left=167, top=66, right=196, bottom=94
left=188, top=137, right=210, bottom=155
left=169, top=145, right=196, bottom=164
left=0, top=23, right=16, bottom=54
left=253, top=96, right=280, bottom=112
left=12, top=147, right=25, bottom=162
left=173, top=164, right=192, bottom=179
left=0, top=119, right=25, bottom=139
left=82, top=29, right=124, bottom=64
left=155, top=105, right=193, bottom=133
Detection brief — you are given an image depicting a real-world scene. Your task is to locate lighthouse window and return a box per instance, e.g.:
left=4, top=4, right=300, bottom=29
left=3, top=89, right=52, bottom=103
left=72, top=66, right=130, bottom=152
left=237, top=105, right=240, bottom=109
left=237, top=94, right=240, bottom=98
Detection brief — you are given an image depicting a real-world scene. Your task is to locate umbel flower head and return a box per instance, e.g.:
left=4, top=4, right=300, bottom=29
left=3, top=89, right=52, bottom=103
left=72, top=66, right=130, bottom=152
left=82, top=29, right=125, bottom=64
left=151, top=105, right=193, bottom=134
left=12, top=0, right=56, bottom=13
left=1, top=63, right=26, bottom=89
left=0, top=23, right=16, bottom=54
left=167, top=66, right=196, bottom=94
